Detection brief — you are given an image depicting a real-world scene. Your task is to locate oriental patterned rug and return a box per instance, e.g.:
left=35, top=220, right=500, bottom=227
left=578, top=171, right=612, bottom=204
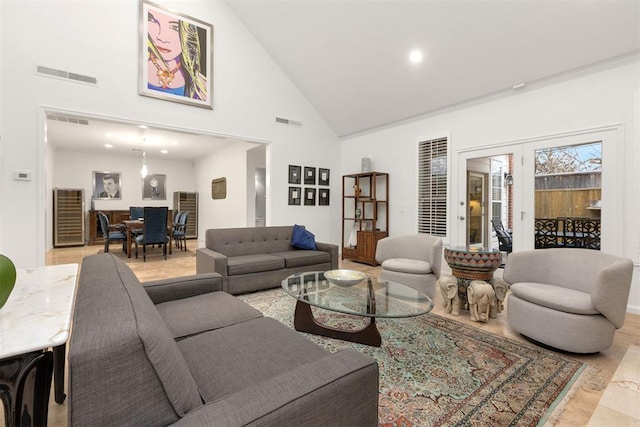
left=239, top=289, right=597, bottom=427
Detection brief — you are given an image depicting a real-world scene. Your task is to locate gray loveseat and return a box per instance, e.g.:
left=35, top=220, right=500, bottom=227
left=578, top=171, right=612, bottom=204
left=196, top=226, right=338, bottom=294
left=68, top=253, right=379, bottom=426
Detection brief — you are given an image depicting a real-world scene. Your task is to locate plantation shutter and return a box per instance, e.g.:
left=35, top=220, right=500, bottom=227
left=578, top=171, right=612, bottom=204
left=418, top=137, right=448, bottom=237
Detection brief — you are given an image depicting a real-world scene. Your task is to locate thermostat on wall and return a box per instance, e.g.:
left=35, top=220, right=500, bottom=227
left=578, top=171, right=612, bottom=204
left=13, top=170, right=32, bottom=181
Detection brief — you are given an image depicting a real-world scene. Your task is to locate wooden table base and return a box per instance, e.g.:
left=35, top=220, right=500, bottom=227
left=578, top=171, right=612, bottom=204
left=293, top=300, right=382, bottom=347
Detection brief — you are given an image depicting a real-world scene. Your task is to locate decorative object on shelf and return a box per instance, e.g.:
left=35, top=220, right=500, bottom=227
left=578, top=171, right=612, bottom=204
left=304, top=167, right=316, bottom=185
left=304, top=188, right=316, bottom=205
left=361, top=157, right=371, bottom=173
left=93, top=171, right=122, bottom=200
left=324, top=269, right=366, bottom=287
left=318, top=168, right=330, bottom=186
left=139, top=1, right=213, bottom=109
left=288, top=165, right=301, bottom=184
left=211, top=177, right=226, bottom=199
left=142, top=174, right=167, bottom=200
left=318, top=188, right=330, bottom=206
left=0, top=254, right=16, bottom=310
left=288, top=187, right=301, bottom=205
left=353, top=184, right=361, bottom=198
left=355, top=208, right=362, bottom=218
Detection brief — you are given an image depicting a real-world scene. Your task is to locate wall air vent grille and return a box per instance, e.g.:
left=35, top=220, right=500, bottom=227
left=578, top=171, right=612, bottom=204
left=36, top=65, right=97, bottom=85
left=275, top=117, right=302, bottom=127
left=46, top=114, right=89, bottom=125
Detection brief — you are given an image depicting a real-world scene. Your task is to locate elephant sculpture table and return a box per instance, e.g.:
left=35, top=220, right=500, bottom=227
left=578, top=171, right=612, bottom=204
left=442, top=246, right=508, bottom=322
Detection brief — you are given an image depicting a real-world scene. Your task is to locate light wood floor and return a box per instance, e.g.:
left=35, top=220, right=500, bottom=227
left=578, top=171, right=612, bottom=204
left=11, top=245, right=639, bottom=426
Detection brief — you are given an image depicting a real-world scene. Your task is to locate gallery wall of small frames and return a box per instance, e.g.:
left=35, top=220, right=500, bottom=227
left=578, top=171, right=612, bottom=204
left=288, top=165, right=330, bottom=206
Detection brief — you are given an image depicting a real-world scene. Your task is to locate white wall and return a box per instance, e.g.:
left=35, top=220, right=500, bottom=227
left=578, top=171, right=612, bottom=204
left=0, top=0, right=341, bottom=267
left=342, top=60, right=640, bottom=313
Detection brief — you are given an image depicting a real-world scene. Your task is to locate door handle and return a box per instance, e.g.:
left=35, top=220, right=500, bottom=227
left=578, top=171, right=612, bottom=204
left=459, top=216, right=465, bottom=220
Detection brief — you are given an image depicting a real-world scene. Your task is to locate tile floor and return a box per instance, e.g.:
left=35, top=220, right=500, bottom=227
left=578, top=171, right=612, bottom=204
left=2, top=245, right=637, bottom=426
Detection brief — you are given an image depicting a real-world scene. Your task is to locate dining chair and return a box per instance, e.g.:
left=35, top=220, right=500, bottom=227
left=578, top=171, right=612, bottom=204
left=97, top=211, right=126, bottom=253
left=134, top=207, right=169, bottom=261
left=172, top=211, right=189, bottom=251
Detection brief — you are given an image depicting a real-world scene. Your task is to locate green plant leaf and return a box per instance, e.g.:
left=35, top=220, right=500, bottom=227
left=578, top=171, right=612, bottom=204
left=0, top=254, right=17, bottom=309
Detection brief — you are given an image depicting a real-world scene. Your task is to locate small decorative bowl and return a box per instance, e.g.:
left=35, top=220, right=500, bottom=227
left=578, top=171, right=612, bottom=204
left=324, top=269, right=366, bottom=287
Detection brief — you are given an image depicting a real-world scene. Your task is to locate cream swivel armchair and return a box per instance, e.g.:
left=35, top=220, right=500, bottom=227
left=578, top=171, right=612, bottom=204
left=503, top=248, right=633, bottom=353
left=375, top=234, right=443, bottom=299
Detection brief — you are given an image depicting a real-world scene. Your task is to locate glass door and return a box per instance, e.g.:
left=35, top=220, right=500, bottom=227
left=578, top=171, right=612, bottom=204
left=521, top=127, right=622, bottom=253
left=467, top=172, right=485, bottom=247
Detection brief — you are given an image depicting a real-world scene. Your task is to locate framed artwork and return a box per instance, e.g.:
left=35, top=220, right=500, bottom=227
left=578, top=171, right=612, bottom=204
left=93, top=171, right=122, bottom=200
left=142, top=174, right=167, bottom=200
left=318, top=168, right=330, bottom=186
left=304, top=167, right=316, bottom=185
left=140, top=1, right=213, bottom=109
left=211, top=177, right=227, bottom=199
left=288, top=186, right=301, bottom=205
left=288, top=165, right=301, bottom=184
left=318, top=188, right=330, bottom=206
left=304, top=187, right=316, bottom=205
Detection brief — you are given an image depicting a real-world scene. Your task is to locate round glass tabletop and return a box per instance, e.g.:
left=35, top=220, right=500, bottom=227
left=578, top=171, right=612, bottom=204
left=281, top=270, right=433, bottom=318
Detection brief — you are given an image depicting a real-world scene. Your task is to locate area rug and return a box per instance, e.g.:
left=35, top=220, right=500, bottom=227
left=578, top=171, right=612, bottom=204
left=238, top=289, right=593, bottom=427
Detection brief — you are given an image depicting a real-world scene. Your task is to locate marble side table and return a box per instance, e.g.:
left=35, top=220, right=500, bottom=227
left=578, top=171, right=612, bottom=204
left=0, top=263, right=79, bottom=427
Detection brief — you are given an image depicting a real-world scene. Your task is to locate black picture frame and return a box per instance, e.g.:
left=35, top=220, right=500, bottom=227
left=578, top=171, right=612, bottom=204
left=304, top=187, right=316, bottom=205
left=304, top=167, right=316, bottom=185
left=318, top=188, right=330, bottom=206
left=318, top=168, right=330, bottom=186
left=288, top=186, right=301, bottom=205
left=288, top=165, right=301, bottom=184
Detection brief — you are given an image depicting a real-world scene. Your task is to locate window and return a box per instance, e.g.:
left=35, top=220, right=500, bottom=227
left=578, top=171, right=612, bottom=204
left=418, top=137, right=448, bottom=236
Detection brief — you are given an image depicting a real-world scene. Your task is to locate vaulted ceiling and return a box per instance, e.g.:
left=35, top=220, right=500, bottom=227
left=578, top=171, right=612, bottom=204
left=48, top=1, right=639, bottom=159
left=227, top=0, right=640, bottom=137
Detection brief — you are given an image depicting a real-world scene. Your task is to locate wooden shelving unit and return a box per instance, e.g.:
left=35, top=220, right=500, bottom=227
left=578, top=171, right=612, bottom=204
left=53, top=188, right=85, bottom=247
left=341, top=172, right=388, bottom=265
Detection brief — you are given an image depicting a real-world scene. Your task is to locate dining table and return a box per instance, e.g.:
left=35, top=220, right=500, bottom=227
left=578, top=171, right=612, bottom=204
left=122, top=219, right=173, bottom=258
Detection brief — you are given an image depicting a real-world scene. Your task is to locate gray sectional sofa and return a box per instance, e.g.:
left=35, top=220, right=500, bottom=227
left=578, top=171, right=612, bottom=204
left=196, top=226, right=338, bottom=294
left=68, top=253, right=379, bottom=426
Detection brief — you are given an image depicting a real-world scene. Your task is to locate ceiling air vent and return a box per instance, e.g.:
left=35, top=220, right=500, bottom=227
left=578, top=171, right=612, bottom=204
left=275, top=117, right=302, bottom=127
left=36, top=65, right=97, bottom=85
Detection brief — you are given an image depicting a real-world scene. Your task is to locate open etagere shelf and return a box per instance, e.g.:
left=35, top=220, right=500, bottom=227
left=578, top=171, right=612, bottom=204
left=341, top=171, right=388, bottom=265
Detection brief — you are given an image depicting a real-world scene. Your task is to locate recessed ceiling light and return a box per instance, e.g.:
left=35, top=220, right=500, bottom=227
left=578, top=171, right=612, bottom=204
left=104, top=144, right=113, bottom=148
left=161, top=149, right=168, bottom=154
left=409, top=49, right=423, bottom=64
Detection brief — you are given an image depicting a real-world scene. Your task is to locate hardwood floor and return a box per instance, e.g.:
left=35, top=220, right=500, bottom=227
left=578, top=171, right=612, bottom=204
left=6, top=245, right=637, bottom=426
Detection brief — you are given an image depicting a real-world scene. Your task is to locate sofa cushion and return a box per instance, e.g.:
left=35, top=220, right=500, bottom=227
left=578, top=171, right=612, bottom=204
left=227, top=254, right=286, bottom=275
left=111, top=257, right=204, bottom=415
left=381, top=258, right=432, bottom=275
left=510, top=282, right=599, bottom=315
left=178, top=317, right=330, bottom=402
left=156, top=291, right=263, bottom=339
left=272, top=250, right=330, bottom=269
left=291, top=224, right=317, bottom=250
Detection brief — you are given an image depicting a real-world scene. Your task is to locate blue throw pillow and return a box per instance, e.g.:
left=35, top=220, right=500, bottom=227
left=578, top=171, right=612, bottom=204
left=291, top=224, right=317, bottom=250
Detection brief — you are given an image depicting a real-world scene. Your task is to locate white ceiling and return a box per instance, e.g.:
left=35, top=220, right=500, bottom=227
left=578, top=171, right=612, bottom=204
left=227, top=0, right=640, bottom=137
left=46, top=113, right=243, bottom=161
left=47, top=1, right=640, bottom=158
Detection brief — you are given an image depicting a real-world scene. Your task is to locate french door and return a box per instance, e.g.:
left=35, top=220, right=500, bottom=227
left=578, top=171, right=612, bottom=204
left=456, top=126, right=623, bottom=255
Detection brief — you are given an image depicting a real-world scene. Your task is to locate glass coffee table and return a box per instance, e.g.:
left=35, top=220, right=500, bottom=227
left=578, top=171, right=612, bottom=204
left=281, top=270, right=433, bottom=347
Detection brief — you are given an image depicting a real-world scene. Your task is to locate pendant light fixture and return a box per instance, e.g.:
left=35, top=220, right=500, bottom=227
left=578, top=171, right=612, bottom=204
left=140, top=151, right=148, bottom=178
